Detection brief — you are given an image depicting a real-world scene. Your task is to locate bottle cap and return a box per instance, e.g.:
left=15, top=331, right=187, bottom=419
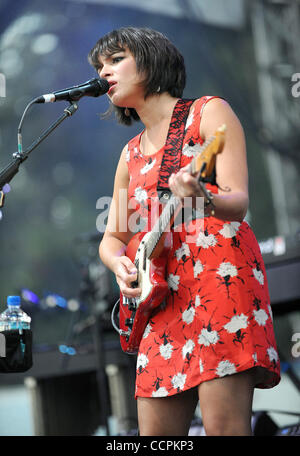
left=7, top=296, right=21, bottom=306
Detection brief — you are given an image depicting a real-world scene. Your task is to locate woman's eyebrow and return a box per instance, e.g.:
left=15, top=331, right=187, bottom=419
left=98, top=50, right=125, bottom=64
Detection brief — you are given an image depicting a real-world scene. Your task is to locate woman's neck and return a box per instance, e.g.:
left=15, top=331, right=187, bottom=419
left=135, top=93, right=179, bottom=131
left=135, top=93, right=180, bottom=156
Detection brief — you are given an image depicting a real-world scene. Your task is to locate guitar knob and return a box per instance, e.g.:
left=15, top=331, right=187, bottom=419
left=125, top=318, right=134, bottom=327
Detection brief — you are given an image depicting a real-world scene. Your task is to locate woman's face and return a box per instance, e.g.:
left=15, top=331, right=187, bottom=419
left=98, top=47, right=145, bottom=107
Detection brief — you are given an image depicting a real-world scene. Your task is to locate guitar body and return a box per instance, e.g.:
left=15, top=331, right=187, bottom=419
left=119, top=230, right=172, bottom=354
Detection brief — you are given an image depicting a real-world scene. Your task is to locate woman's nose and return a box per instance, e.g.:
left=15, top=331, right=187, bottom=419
left=99, top=65, right=111, bottom=79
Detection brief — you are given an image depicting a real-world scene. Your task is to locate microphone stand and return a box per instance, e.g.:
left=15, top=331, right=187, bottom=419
left=0, top=101, right=78, bottom=202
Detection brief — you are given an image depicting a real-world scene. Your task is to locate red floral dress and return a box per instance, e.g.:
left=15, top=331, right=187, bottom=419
left=126, top=97, right=281, bottom=399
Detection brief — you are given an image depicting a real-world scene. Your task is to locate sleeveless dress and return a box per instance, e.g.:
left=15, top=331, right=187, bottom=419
left=126, top=97, right=281, bottom=399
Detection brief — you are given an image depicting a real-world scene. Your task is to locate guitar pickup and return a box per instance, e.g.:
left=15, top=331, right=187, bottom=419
left=123, top=297, right=137, bottom=312
left=128, top=300, right=137, bottom=311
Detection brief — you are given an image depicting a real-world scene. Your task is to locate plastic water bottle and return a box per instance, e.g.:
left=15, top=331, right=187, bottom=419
left=0, top=296, right=31, bottom=333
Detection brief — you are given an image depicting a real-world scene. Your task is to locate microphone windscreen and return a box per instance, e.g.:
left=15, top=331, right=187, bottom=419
left=95, top=78, right=109, bottom=95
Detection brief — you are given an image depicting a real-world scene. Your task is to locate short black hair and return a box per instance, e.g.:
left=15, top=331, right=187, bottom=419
left=88, top=27, right=186, bottom=125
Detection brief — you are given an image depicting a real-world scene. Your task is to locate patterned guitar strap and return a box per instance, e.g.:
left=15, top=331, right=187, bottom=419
left=157, top=98, right=195, bottom=203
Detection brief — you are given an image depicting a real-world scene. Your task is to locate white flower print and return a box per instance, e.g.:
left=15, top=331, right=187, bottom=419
left=196, top=231, right=218, bottom=249
left=199, top=359, right=204, bottom=374
left=160, top=343, right=173, bottom=360
left=182, top=141, right=203, bottom=158
left=167, top=274, right=180, bottom=291
left=198, top=328, right=220, bottom=347
left=125, top=144, right=130, bottom=162
left=141, top=158, right=156, bottom=175
left=224, top=313, right=248, bottom=334
left=175, top=243, right=190, bottom=261
left=253, top=268, right=264, bottom=285
left=195, top=295, right=201, bottom=308
left=194, top=260, right=204, bottom=278
left=253, top=308, right=269, bottom=326
left=182, top=339, right=195, bottom=360
left=217, top=262, right=238, bottom=278
left=268, top=304, right=274, bottom=321
left=185, top=109, right=194, bottom=130
left=134, top=187, right=148, bottom=203
left=171, top=372, right=187, bottom=391
left=219, top=222, right=241, bottom=239
left=136, top=353, right=149, bottom=371
left=252, top=352, right=258, bottom=364
left=152, top=387, right=169, bottom=398
left=216, top=360, right=236, bottom=377
left=267, top=346, right=278, bottom=363
left=182, top=306, right=195, bottom=325
left=143, top=322, right=152, bottom=339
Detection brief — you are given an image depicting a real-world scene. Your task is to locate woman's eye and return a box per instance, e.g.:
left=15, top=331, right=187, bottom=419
left=112, top=56, right=123, bottom=64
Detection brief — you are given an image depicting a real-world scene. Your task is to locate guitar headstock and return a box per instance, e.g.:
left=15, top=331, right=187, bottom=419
left=193, top=124, right=226, bottom=179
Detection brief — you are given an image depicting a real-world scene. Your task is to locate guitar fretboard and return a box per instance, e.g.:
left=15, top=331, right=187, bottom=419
left=145, top=193, right=180, bottom=259
left=145, top=135, right=215, bottom=259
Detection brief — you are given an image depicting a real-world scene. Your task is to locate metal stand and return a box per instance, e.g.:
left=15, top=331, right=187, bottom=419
left=92, top=312, right=111, bottom=435
left=0, top=102, right=78, bottom=196
left=76, top=241, right=112, bottom=436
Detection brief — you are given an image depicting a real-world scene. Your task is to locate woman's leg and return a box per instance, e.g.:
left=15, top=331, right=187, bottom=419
left=137, top=387, right=198, bottom=436
left=198, top=368, right=256, bottom=436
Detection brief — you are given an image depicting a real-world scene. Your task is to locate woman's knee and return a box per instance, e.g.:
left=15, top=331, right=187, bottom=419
left=202, top=412, right=252, bottom=436
left=137, top=389, right=198, bottom=436
left=198, top=370, right=255, bottom=436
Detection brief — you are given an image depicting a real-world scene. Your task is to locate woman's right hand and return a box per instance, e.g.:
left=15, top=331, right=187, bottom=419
left=112, top=256, right=142, bottom=298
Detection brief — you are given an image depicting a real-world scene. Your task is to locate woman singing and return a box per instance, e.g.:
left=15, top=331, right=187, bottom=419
left=88, top=27, right=280, bottom=436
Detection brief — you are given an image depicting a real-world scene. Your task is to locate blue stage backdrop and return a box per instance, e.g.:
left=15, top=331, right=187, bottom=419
left=0, top=0, right=280, bottom=346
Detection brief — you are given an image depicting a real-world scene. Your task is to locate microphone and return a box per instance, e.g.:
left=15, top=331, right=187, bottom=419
left=35, top=78, right=109, bottom=103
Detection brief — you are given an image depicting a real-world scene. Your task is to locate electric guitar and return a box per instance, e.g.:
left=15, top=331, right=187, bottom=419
left=111, top=125, right=226, bottom=354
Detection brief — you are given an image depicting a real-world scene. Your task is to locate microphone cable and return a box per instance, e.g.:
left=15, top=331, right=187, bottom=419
left=17, top=96, right=41, bottom=157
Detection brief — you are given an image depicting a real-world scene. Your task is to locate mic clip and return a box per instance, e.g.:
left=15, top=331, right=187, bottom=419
left=63, top=101, right=79, bottom=116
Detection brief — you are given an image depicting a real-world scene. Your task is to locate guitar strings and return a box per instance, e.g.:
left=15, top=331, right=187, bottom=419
left=140, top=135, right=215, bottom=260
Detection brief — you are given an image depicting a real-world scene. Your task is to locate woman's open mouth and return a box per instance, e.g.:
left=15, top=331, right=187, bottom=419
left=108, top=82, right=117, bottom=95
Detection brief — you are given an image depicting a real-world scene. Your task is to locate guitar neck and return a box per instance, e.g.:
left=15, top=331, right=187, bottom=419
left=145, top=193, right=180, bottom=259
left=144, top=130, right=223, bottom=260
left=145, top=137, right=214, bottom=259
